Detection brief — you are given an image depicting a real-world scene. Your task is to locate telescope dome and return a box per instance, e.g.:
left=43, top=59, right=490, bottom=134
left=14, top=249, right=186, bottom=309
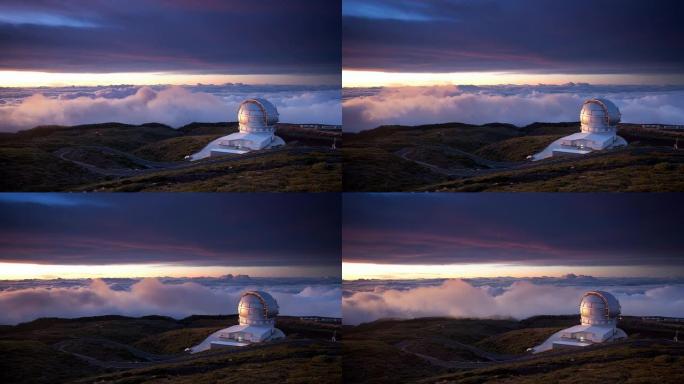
left=238, top=291, right=279, bottom=326
left=237, top=98, right=279, bottom=133
left=580, top=290, right=621, bottom=326
left=580, top=98, right=621, bottom=133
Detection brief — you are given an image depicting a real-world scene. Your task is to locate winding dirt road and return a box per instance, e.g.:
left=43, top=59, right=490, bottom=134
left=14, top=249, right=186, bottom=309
left=395, top=337, right=680, bottom=370
left=54, top=145, right=330, bottom=178
left=53, top=336, right=307, bottom=370
left=395, top=145, right=678, bottom=179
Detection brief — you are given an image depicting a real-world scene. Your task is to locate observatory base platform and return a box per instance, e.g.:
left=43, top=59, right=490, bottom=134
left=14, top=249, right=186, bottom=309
left=191, top=133, right=285, bottom=160
left=190, top=325, right=285, bottom=354
left=532, top=134, right=627, bottom=161
left=532, top=324, right=627, bottom=353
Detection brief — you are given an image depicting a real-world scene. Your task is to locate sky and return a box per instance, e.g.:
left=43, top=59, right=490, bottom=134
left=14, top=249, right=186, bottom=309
left=0, top=193, right=341, bottom=280
left=343, top=0, right=684, bottom=87
left=0, top=0, right=341, bottom=86
left=0, top=193, right=341, bottom=324
left=0, top=1, right=342, bottom=131
left=342, top=193, right=684, bottom=280
left=341, top=1, right=684, bottom=130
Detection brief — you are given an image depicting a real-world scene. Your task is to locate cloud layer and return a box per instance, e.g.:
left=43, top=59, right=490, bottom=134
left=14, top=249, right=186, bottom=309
left=0, top=84, right=341, bottom=132
left=0, top=277, right=341, bottom=325
left=343, top=84, right=684, bottom=132
left=343, top=278, right=684, bottom=325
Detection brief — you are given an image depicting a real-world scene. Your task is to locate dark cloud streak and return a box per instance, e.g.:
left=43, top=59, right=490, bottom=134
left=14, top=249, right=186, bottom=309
left=0, top=0, right=341, bottom=75
left=0, top=193, right=341, bottom=267
left=342, top=194, right=684, bottom=266
left=343, top=0, right=684, bottom=75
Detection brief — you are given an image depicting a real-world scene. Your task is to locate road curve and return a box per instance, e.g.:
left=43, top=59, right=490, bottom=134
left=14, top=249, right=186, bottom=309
left=54, top=145, right=331, bottom=178
left=53, top=336, right=311, bottom=370
left=395, top=337, right=680, bottom=370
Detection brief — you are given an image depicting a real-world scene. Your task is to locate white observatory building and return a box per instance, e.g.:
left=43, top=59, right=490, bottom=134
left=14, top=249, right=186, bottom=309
left=531, top=290, right=627, bottom=353
left=190, top=98, right=285, bottom=160
left=531, top=98, right=627, bottom=161
left=189, top=291, right=285, bottom=353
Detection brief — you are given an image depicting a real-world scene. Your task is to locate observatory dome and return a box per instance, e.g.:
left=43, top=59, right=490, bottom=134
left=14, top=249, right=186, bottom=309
left=580, top=290, right=621, bottom=326
left=238, top=291, right=279, bottom=326
left=531, top=289, right=627, bottom=353
left=580, top=98, right=621, bottom=133
left=188, top=97, right=285, bottom=159
left=238, top=98, right=279, bottom=133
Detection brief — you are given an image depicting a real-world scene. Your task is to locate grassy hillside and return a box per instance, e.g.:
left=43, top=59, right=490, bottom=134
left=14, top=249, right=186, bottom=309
left=475, top=327, right=563, bottom=355
left=0, top=123, right=180, bottom=152
left=425, top=147, right=684, bottom=192
left=0, top=340, right=104, bottom=384
left=345, top=123, right=520, bottom=153
left=342, top=318, right=519, bottom=384
left=0, top=122, right=341, bottom=191
left=344, top=339, right=436, bottom=384
left=133, top=327, right=224, bottom=355
left=474, top=135, right=563, bottom=162
left=342, top=316, right=684, bottom=384
left=344, top=122, right=684, bottom=192
left=425, top=340, right=684, bottom=384
left=1, top=315, right=341, bottom=384
left=0, top=147, right=105, bottom=191
left=75, top=340, right=341, bottom=384
left=81, top=148, right=341, bottom=192
left=343, top=147, right=447, bottom=191
left=133, top=134, right=224, bottom=162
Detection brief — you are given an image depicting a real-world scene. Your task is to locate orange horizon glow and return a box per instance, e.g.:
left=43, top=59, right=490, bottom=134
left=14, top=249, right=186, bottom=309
left=342, top=70, right=684, bottom=88
left=342, top=262, right=674, bottom=280
left=0, top=71, right=337, bottom=87
left=0, top=262, right=330, bottom=280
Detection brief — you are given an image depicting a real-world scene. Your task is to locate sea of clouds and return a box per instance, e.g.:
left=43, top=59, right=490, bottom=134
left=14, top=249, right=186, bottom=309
left=342, top=275, right=684, bottom=325
left=0, top=84, right=342, bottom=132
left=0, top=276, right=341, bottom=325
left=343, top=84, right=684, bottom=132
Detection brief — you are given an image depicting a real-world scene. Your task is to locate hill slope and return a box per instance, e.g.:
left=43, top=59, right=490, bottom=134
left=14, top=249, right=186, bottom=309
left=344, top=122, right=684, bottom=192
left=0, top=315, right=341, bottom=384
left=342, top=316, right=684, bottom=384
left=0, top=122, right=341, bottom=192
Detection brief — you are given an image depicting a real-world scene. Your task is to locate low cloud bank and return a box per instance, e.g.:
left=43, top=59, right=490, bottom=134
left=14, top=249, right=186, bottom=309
left=343, top=279, right=684, bottom=325
left=0, top=277, right=341, bottom=325
left=343, top=84, right=684, bottom=132
left=0, top=84, right=341, bottom=132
